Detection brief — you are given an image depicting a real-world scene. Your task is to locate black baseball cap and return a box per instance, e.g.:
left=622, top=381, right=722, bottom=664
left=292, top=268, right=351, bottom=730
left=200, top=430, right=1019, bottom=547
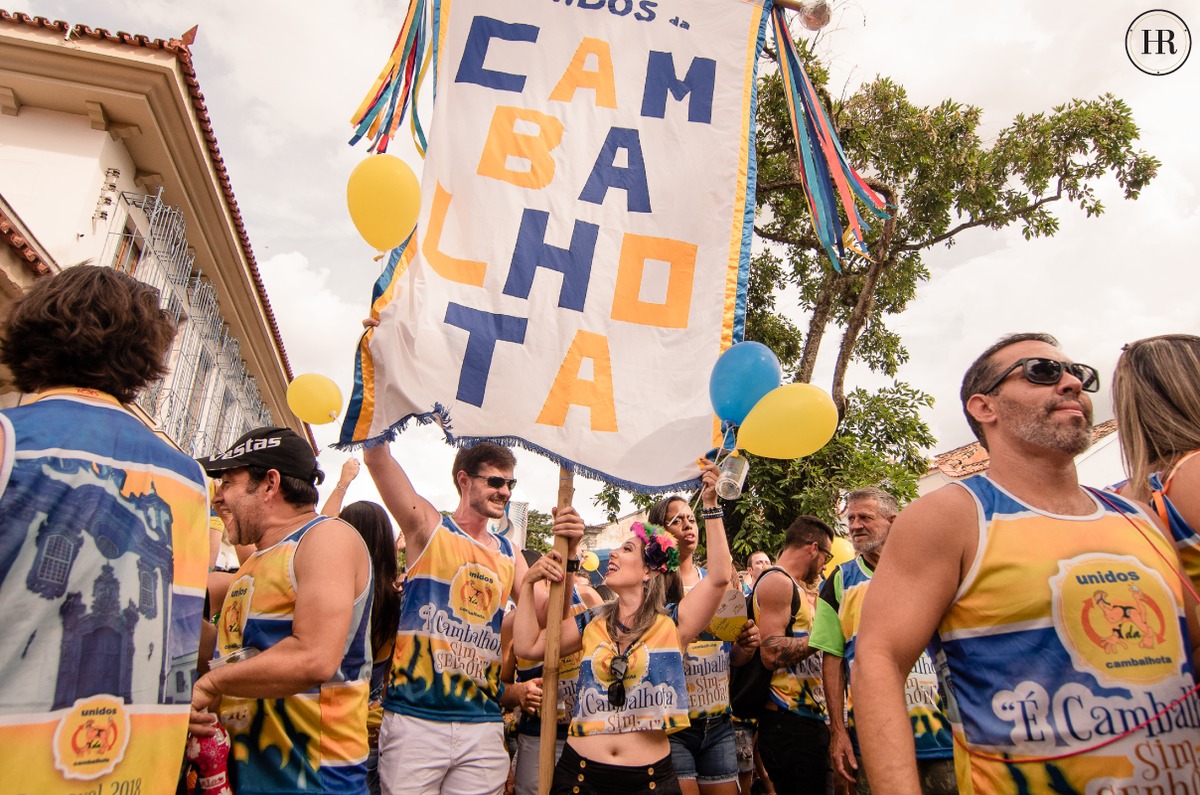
left=197, top=427, right=325, bottom=485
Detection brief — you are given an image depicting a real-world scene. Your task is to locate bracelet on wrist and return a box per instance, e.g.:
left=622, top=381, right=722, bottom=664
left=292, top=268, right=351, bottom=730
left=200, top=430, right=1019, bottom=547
left=700, top=506, right=724, bottom=520
left=332, top=485, right=347, bottom=492
left=565, top=557, right=581, bottom=572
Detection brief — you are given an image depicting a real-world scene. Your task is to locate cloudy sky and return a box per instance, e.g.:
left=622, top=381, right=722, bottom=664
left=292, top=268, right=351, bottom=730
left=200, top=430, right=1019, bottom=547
left=28, top=0, right=1200, bottom=524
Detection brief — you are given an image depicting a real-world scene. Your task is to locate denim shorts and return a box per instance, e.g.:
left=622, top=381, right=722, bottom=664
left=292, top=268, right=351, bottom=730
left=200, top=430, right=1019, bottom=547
left=668, top=714, right=739, bottom=784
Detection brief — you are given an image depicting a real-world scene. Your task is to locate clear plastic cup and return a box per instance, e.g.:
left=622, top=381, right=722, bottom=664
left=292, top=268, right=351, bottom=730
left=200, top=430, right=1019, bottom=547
left=208, top=647, right=261, bottom=669
left=716, top=454, right=749, bottom=500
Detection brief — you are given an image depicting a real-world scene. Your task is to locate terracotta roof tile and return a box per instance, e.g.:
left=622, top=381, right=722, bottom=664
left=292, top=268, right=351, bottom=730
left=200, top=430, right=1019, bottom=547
left=927, top=419, right=1118, bottom=479
left=0, top=204, right=51, bottom=277
left=0, top=11, right=293, bottom=383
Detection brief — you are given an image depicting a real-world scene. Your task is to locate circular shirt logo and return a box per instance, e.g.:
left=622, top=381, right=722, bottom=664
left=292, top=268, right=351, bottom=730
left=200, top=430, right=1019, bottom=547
left=449, top=562, right=502, bottom=624
left=592, top=640, right=649, bottom=690
left=1051, top=554, right=1183, bottom=687
left=52, top=696, right=131, bottom=780
left=1127, top=10, right=1191, bottom=75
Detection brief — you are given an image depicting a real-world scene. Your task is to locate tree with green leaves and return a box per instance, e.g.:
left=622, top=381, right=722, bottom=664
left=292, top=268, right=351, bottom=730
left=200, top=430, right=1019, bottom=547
left=597, top=41, right=1158, bottom=559
left=522, top=508, right=555, bottom=555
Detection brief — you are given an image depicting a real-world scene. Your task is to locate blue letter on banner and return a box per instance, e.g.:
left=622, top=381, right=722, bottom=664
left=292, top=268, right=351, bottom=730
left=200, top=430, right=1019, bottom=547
left=503, top=209, right=598, bottom=312
left=456, top=16, right=539, bottom=92
left=640, top=51, right=715, bottom=123
left=579, top=127, right=652, bottom=213
left=444, top=303, right=529, bottom=406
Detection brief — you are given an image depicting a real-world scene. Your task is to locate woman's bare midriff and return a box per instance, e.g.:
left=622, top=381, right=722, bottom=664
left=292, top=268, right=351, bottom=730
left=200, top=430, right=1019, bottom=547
left=566, top=729, right=670, bottom=766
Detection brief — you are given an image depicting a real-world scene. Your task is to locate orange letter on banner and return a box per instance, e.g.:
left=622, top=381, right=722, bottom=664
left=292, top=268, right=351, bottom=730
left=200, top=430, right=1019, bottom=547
left=423, top=182, right=486, bottom=287
left=549, top=38, right=617, bottom=109
left=536, top=331, right=617, bottom=432
left=610, top=233, right=698, bottom=328
left=477, top=106, right=564, bottom=189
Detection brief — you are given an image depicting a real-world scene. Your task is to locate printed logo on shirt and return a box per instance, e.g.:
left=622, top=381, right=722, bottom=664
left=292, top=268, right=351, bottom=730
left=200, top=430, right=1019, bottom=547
left=450, top=562, right=502, bottom=625
left=593, top=640, right=649, bottom=691
left=220, top=576, right=253, bottom=654
left=1051, top=554, right=1184, bottom=687
left=52, top=696, right=131, bottom=780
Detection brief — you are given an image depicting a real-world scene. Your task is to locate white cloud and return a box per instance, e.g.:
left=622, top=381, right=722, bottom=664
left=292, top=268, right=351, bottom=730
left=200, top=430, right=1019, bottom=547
left=37, top=0, right=1200, bottom=521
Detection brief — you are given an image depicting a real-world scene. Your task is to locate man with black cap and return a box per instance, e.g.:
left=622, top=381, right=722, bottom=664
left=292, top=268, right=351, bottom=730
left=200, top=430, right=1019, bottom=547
left=190, top=426, right=374, bottom=795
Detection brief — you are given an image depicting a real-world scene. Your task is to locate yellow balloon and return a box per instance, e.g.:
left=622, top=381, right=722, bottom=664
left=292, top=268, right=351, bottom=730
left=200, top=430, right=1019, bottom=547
left=822, top=536, right=856, bottom=579
left=736, top=383, right=838, bottom=459
left=581, top=551, right=600, bottom=572
left=347, top=154, right=421, bottom=251
left=287, top=374, right=343, bottom=425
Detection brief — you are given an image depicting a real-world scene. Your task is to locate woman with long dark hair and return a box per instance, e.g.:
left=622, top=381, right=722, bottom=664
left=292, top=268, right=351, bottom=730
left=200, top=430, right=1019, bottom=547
left=339, top=500, right=402, bottom=795
left=514, top=464, right=733, bottom=794
left=650, top=495, right=759, bottom=795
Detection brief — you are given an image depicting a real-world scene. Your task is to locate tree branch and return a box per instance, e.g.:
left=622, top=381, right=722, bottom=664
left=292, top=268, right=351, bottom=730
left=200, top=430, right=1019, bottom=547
left=897, top=182, right=1064, bottom=252
left=831, top=182, right=898, bottom=416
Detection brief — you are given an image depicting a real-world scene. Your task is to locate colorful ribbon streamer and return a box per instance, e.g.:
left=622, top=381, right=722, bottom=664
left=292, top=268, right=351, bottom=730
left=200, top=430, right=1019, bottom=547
left=349, top=0, right=431, bottom=155
left=771, top=5, right=889, bottom=270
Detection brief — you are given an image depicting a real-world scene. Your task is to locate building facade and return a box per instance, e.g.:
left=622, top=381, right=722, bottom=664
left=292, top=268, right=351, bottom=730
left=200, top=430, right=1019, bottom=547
left=0, top=12, right=304, bottom=456
left=0, top=12, right=308, bottom=702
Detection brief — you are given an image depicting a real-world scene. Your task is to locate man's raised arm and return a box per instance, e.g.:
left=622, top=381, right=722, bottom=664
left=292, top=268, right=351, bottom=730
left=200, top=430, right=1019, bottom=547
left=363, top=443, right=441, bottom=556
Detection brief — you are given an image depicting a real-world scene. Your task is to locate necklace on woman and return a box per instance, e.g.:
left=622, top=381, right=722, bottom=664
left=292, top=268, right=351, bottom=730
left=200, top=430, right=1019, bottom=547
left=615, top=612, right=637, bottom=634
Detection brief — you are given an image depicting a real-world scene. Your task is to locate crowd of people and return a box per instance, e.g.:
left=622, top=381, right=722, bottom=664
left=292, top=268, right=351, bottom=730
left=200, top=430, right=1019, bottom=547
left=4, top=265, right=1200, bottom=795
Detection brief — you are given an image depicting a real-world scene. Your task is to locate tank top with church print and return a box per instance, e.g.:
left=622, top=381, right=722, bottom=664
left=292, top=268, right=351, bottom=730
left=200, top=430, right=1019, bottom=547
left=516, top=587, right=586, bottom=738
left=385, top=515, right=515, bottom=722
left=811, top=558, right=953, bottom=759
left=0, top=389, right=209, bottom=794
left=935, top=475, right=1200, bottom=794
left=569, top=608, right=690, bottom=736
left=751, top=568, right=826, bottom=720
left=216, top=516, right=374, bottom=795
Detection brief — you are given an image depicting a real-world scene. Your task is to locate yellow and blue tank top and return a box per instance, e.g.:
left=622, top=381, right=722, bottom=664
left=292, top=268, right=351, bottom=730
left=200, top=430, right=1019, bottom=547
left=936, top=475, right=1200, bottom=794
left=678, top=567, right=733, bottom=720
left=570, top=609, right=690, bottom=735
left=216, top=516, right=373, bottom=795
left=516, top=587, right=587, bottom=739
left=1149, top=450, right=1200, bottom=596
left=811, top=558, right=952, bottom=759
left=0, top=389, right=209, bottom=793
left=751, top=568, right=825, bottom=720
left=386, top=515, right=515, bottom=722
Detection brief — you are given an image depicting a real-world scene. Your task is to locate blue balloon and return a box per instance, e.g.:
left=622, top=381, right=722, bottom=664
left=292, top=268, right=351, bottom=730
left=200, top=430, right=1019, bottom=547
left=709, top=342, right=782, bottom=425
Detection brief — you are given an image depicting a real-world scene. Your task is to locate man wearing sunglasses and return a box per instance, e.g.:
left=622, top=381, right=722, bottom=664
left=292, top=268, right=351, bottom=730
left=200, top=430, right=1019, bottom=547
left=853, top=333, right=1200, bottom=794
left=752, top=515, right=836, bottom=795
left=364, top=441, right=557, bottom=795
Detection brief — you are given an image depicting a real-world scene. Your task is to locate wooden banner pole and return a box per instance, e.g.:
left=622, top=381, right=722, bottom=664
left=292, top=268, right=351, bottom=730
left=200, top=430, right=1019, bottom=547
left=536, top=466, right=575, bottom=795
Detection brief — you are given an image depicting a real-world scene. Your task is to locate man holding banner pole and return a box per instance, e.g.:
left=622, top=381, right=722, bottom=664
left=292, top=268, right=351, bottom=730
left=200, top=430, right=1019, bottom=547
left=366, top=441, right=577, bottom=795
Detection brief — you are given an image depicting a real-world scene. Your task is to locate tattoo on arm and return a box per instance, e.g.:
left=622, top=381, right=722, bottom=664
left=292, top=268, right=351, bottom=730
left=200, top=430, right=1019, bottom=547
left=758, top=638, right=816, bottom=667
left=762, top=635, right=812, bottom=669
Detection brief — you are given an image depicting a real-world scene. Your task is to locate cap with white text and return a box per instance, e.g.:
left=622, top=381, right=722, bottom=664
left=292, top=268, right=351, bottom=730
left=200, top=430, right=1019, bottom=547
left=196, top=426, right=324, bottom=485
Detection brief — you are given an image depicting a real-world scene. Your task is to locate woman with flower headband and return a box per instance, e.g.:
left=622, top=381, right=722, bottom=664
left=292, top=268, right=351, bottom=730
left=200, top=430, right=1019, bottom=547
left=1114, top=334, right=1200, bottom=591
left=514, top=463, right=733, bottom=795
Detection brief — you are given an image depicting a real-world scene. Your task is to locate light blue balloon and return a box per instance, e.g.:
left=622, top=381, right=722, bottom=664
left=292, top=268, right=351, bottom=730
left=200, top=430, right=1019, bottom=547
left=709, top=342, right=782, bottom=425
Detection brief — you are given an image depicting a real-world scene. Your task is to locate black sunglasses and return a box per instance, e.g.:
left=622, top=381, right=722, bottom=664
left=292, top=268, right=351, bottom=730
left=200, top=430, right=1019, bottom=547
left=468, top=473, right=517, bottom=490
left=607, top=653, right=629, bottom=708
left=980, top=357, right=1100, bottom=395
